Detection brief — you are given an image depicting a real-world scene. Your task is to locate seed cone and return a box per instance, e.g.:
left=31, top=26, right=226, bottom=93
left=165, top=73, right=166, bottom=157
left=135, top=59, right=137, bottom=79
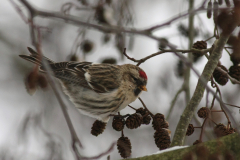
left=213, top=65, right=229, bottom=85
left=214, top=123, right=227, bottom=137
left=117, top=136, right=132, bottom=158
left=91, top=120, right=106, bottom=136
left=136, top=108, right=151, bottom=125
left=152, top=113, right=169, bottom=131
left=81, top=40, right=94, bottom=53
left=226, top=128, right=236, bottom=135
left=154, top=128, right=171, bottom=150
left=126, top=113, right=142, bottom=129
left=231, top=53, right=240, bottom=65
left=186, top=124, right=195, bottom=136
left=197, top=107, right=210, bottom=118
left=229, top=65, right=240, bottom=81
left=112, top=117, right=125, bottom=131
left=101, top=58, right=117, bottom=64
left=192, top=41, right=207, bottom=62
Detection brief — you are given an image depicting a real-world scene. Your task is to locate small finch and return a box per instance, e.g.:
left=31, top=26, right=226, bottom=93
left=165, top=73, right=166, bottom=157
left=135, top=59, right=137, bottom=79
left=19, top=47, right=148, bottom=122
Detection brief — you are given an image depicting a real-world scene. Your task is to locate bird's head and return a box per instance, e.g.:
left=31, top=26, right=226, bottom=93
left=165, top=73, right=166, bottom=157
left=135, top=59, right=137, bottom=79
left=122, top=64, right=148, bottom=96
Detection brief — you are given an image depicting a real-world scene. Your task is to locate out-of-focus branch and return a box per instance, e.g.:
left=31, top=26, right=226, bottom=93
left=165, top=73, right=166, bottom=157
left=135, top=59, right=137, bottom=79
left=224, top=103, right=240, bottom=109
left=17, top=0, right=209, bottom=48
left=128, top=133, right=240, bottom=160
left=145, top=0, right=208, bottom=32
left=35, top=30, right=83, bottom=160
left=184, top=0, right=195, bottom=105
left=10, top=1, right=83, bottom=159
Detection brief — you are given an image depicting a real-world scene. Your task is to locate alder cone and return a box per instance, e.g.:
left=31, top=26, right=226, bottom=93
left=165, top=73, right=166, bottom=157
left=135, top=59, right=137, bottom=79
left=197, top=107, right=211, bottom=118
left=117, top=136, right=132, bottom=158
left=213, top=65, right=229, bottom=86
left=125, top=113, right=142, bottom=129
left=91, top=120, right=106, bottom=136
left=154, top=128, right=171, bottom=150
left=214, top=123, right=227, bottom=137
left=230, top=52, right=240, bottom=65
left=192, top=41, right=207, bottom=62
left=69, top=54, right=79, bottom=61
left=226, top=127, right=236, bottom=135
left=81, top=40, right=94, bottom=53
left=112, top=117, right=124, bottom=131
left=152, top=113, right=169, bottom=131
left=229, top=65, right=240, bottom=81
left=136, top=108, right=151, bottom=125
left=192, top=41, right=207, bottom=50
left=101, top=58, right=117, bottom=64
left=186, top=124, right=194, bottom=136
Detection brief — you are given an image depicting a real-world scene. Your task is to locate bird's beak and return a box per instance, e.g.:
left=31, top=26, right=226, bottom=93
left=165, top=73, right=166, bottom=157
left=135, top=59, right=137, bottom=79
left=139, top=85, right=147, bottom=92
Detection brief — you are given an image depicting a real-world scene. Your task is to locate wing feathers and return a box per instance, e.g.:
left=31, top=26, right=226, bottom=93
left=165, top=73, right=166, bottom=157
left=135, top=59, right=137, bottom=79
left=20, top=47, right=120, bottom=93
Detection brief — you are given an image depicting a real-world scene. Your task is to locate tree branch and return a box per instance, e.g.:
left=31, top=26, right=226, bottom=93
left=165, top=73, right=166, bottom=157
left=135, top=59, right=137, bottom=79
left=128, top=133, right=240, bottom=160
left=171, top=29, right=237, bottom=146
left=18, top=0, right=209, bottom=49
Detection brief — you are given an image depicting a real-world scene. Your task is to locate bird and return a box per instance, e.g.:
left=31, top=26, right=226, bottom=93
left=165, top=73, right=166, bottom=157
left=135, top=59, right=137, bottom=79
left=19, top=47, right=148, bottom=122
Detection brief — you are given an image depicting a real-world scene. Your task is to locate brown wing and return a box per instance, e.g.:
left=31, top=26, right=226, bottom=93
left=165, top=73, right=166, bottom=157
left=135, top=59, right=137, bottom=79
left=46, top=62, right=121, bottom=93
left=20, top=47, right=120, bottom=93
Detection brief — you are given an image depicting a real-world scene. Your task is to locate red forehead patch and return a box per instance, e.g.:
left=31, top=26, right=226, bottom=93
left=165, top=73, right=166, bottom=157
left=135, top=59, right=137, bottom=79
left=139, top=70, right=147, bottom=80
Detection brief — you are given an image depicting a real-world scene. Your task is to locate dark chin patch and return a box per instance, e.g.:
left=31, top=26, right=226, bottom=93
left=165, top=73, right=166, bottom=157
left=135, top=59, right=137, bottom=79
left=134, top=88, right=142, bottom=96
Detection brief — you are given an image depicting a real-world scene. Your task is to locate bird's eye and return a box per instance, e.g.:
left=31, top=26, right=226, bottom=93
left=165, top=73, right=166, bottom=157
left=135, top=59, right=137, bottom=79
left=132, top=77, right=138, bottom=81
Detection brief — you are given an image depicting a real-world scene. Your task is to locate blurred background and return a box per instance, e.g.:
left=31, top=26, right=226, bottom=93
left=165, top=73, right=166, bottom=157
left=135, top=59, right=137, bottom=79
left=0, top=0, right=240, bottom=159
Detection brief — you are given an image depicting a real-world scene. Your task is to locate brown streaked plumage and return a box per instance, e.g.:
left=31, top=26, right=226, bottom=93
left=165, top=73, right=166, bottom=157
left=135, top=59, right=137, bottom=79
left=19, top=47, right=148, bottom=122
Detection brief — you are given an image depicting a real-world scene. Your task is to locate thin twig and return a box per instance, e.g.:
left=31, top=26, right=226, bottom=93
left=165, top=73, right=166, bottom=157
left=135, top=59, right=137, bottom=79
left=199, top=118, right=208, bottom=141
left=123, top=47, right=211, bottom=66
left=208, top=117, right=218, bottom=125
left=35, top=29, right=83, bottom=159
left=211, top=78, right=231, bottom=128
left=138, top=97, right=154, bottom=117
left=128, top=105, right=137, bottom=111
left=17, top=0, right=211, bottom=50
left=224, top=103, right=240, bottom=109
left=224, top=47, right=232, bottom=56
left=211, top=110, right=223, bottom=112
left=204, top=35, right=215, bottom=42
left=12, top=1, right=83, bottom=159
left=145, top=0, right=208, bottom=32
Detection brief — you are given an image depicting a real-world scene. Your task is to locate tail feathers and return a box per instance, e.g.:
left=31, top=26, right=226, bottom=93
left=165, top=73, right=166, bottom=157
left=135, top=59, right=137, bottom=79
left=19, top=47, right=55, bottom=67
left=19, top=54, right=42, bottom=66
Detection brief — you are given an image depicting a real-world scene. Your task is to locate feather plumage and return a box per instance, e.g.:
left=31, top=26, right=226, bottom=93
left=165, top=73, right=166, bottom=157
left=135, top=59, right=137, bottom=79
left=19, top=47, right=148, bottom=122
